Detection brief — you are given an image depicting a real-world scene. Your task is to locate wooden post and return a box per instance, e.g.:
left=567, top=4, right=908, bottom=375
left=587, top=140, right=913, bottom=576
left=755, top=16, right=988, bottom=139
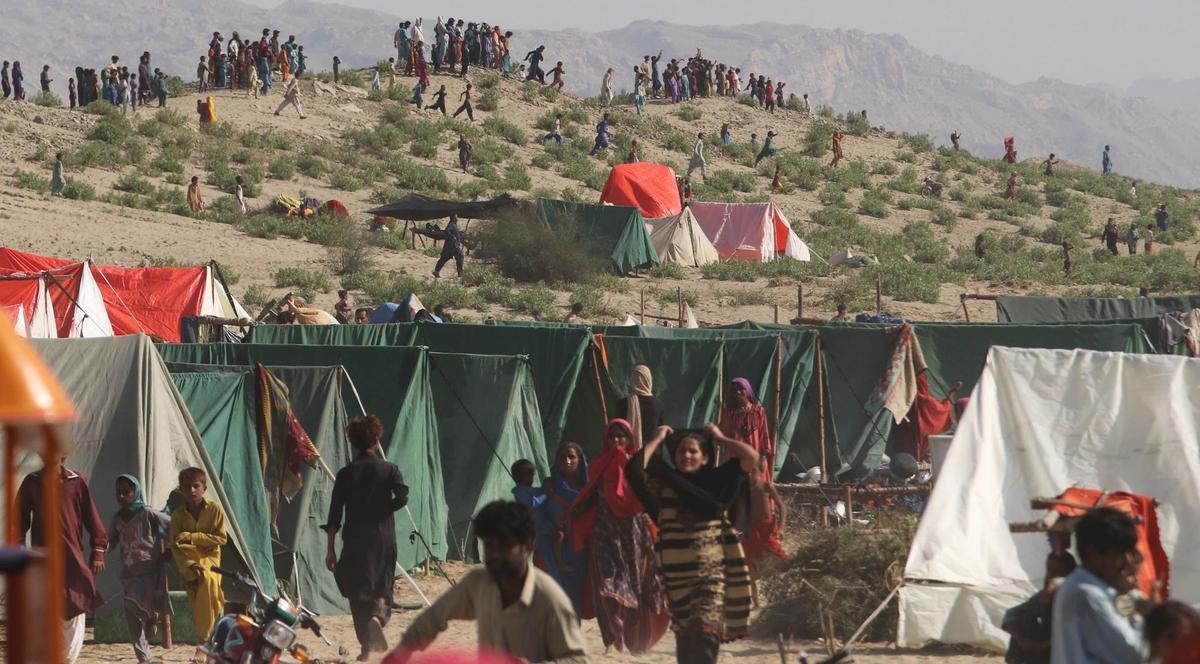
left=591, top=344, right=608, bottom=425
left=162, top=614, right=174, bottom=649
left=960, top=294, right=972, bottom=322
left=845, top=486, right=854, bottom=529
left=677, top=287, right=683, bottom=328
left=797, top=285, right=804, bottom=320
left=640, top=288, right=645, bottom=325
left=772, top=336, right=783, bottom=477
left=773, top=304, right=779, bottom=324
left=875, top=274, right=882, bottom=315
left=816, top=341, right=827, bottom=483
left=42, top=425, right=65, bottom=664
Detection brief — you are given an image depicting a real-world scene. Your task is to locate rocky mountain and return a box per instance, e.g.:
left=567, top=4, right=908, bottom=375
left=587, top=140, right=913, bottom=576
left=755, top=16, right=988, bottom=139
left=1126, top=78, right=1200, bottom=113
left=5, top=2, right=1200, bottom=186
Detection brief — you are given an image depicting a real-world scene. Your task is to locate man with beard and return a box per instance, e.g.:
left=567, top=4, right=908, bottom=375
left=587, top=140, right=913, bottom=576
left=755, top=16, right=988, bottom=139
left=391, top=501, right=588, bottom=663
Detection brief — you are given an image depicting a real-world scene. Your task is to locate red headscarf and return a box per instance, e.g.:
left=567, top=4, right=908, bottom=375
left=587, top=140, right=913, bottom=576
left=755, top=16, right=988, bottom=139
left=568, top=419, right=645, bottom=552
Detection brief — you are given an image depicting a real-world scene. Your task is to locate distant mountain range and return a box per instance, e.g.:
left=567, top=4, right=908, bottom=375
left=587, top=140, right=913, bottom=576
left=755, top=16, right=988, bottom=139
left=5, top=3, right=1199, bottom=186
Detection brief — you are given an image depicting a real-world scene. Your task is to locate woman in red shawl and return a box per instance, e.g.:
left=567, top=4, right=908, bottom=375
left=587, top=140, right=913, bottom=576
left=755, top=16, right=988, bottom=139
left=570, top=419, right=669, bottom=653
left=414, top=44, right=430, bottom=92
left=720, top=378, right=786, bottom=565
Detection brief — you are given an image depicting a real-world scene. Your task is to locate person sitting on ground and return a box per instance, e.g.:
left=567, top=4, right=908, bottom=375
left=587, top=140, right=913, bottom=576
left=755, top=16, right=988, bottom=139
left=1050, top=507, right=1147, bottom=664
left=334, top=289, right=352, bottom=324
left=391, top=501, right=588, bottom=663
left=830, top=303, right=852, bottom=322
left=1003, top=552, right=1077, bottom=664
left=563, top=302, right=586, bottom=325
left=923, top=177, right=943, bottom=198
left=283, top=293, right=340, bottom=324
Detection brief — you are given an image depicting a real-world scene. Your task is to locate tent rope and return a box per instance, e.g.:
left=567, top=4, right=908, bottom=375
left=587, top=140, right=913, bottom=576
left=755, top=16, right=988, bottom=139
left=429, top=360, right=516, bottom=480
left=90, top=259, right=148, bottom=334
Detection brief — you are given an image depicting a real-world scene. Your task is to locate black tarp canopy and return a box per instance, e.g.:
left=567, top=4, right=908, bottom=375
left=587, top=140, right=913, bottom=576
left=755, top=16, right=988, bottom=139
left=366, top=193, right=519, bottom=221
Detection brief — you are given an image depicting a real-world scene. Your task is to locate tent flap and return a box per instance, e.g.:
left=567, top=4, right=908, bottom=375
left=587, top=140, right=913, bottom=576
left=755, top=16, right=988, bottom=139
left=599, top=162, right=682, bottom=219
left=534, top=199, right=658, bottom=276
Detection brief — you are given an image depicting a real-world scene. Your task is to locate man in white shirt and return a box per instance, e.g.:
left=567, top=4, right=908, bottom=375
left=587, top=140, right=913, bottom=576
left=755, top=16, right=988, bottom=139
left=1051, top=507, right=1146, bottom=664
left=390, top=501, right=587, bottom=663
left=687, top=131, right=707, bottom=182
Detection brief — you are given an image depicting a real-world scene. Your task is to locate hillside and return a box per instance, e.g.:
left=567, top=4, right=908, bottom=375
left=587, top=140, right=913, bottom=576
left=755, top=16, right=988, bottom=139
left=2, top=66, right=1199, bottom=328
left=5, top=0, right=1200, bottom=186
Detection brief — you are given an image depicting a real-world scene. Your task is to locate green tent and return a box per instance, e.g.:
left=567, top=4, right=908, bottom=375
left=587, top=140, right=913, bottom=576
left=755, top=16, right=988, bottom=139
left=242, top=324, right=593, bottom=448
left=814, top=322, right=1153, bottom=478
left=535, top=198, right=658, bottom=275
left=427, top=353, right=548, bottom=559
left=167, top=364, right=352, bottom=615
left=996, top=294, right=1200, bottom=322
left=13, top=337, right=270, bottom=603
left=156, top=344, right=449, bottom=570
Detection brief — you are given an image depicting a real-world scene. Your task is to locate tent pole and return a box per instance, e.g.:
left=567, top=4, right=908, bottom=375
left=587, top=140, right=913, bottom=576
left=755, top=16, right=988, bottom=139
left=773, top=305, right=779, bottom=324
left=677, top=287, right=683, bottom=328
left=960, top=293, right=972, bottom=322
left=875, top=274, right=882, bottom=315
left=797, top=285, right=804, bottom=320
left=817, top=339, right=827, bottom=484
left=772, top=336, right=782, bottom=477
left=591, top=344, right=608, bottom=425
left=640, top=289, right=645, bottom=325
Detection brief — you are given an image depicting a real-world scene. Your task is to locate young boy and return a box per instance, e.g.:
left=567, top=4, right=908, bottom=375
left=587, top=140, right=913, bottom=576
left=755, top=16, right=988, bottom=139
left=509, top=459, right=544, bottom=510
left=170, top=467, right=227, bottom=641
left=334, top=289, right=352, bottom=323
left=109, top=474, right=172, bottom=664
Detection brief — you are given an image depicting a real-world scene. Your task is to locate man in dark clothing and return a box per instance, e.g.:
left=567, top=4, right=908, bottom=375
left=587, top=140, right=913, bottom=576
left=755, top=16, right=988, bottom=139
left=1101, top=217, right=1120, bottom=256
left=1155, top=204, right=1169, bottom=231
left=651, top=50, right=663, bottom=97
left=1, top=61, right=10, bottom=98
left=1003, top=552, right=1077, bottom=664
left=325, top=415, right=409, bottom=661
left=40, top=65, right=52, bottom=93
left=433, top=214, right=464, bottom=277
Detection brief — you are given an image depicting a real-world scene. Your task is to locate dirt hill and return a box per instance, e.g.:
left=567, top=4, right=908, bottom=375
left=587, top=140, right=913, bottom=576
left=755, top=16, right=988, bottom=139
left=2, top=67, right=1198, bottom=327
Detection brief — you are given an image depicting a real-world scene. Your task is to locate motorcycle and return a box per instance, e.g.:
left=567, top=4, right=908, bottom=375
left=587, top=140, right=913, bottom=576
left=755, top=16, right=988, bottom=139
left=192, top=566, right=332, bottom=664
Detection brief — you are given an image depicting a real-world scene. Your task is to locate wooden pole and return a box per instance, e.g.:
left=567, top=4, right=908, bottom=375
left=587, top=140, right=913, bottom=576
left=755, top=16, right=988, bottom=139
left=845, top=584, right=902, bottom=647
left=591, top=344, right=609, bottom=426
left=640, top=288, right=645, bottom=325
left=677, top=287, right=683, bottom=328
left=797, top=285, right=804, bottom=320
left=875, top=274, right=882, bottom=315
left=42, top=425, right=65, bottom=664
left=773, top=304, right=780, bottom=324
left=960, top=294, right=972, bottom=322
left=772, top=336, right=783, bottom=478
left=816, top=340, right=827, bottom=484
left=846, top=486, right=854, bottom=529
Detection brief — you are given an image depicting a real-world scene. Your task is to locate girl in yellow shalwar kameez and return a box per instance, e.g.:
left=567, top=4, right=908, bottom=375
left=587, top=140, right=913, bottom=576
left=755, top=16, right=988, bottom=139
left=170, top=468, right=228, bottom=641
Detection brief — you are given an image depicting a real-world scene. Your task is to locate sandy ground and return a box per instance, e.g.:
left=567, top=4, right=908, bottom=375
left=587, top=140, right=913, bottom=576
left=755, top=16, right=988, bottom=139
left=72, top=562, right=999, bottom=663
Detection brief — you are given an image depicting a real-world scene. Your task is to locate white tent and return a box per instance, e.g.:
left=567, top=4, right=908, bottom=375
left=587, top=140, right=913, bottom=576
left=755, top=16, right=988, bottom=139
left=899, top=347, right=1200, bottom=650
left=644, top=208, right=721, bottom=267
left=689, top=201, right=812, bottom=263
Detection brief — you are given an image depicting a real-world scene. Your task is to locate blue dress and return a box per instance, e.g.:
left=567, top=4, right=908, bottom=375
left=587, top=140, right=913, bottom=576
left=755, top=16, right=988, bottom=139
left=535, top=465, right=589, bottom=615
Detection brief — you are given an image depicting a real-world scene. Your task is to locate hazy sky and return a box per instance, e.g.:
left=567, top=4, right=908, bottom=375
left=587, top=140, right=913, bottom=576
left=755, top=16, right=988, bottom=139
left=250, top=0, right=1200, bottom=89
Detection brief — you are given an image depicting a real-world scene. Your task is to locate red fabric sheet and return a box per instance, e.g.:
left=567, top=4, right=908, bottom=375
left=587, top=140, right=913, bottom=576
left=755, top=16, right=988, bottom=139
left=892, top=372, right=955, bottom=460
left=1051, top=488, right=1170, bottom=599
left=0, top=248, right=208, bottom=342
left=0, top=278, right=42, bottom=320
left=599, top=163, right=682, bottom=219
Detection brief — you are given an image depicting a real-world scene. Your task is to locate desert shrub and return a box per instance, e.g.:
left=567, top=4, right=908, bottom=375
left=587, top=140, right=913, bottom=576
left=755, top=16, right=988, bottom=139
left=930, top=204, right=958, bottom=230
left=569, top=284, right=618, bottom=318
left=13, top=170, right=49, bottom=193
left=410, top=138, right=439, bottom=159
left=662, top=129, right=692, bottom=154
left=704, top=170, right=756, bottom=194
left=819, top=185, right=849, bottom=208
left=477, top=88, right=500, bottom=112
left=675, top=105, right=702, bottom=121
left=115, top=173, right=154, bottom=195
left=305, top=214, right=357, bottom=247
left=137, top=119, right=163, bottom=138
left=886, top=167, right=922, bottom=195
left=241, top=284, right=271, bottom=309
left=296, top=154, right=327, bottom=178
left=274, top=267, right=333, bottom=293
left=87, top=116, right=133, bottom=143
left=858, top=188, right=891, bottom=218
left=82, top=100, right=121, bottom=117
left=478, top=212, right=608, bottom=283
left=329, top=172, right=362, bottom=192
left=199, top=121, right=235, bottom=139
left=500, top=164, right=532, bottom=191
left=155, top=108, right=187, bottom=127
left=268, top=155, right=295, bottom=180
left=803, top=123, right=834, bottom=158
left=61, top=179, right=96, bottom=201
left=326, top=231, right=377, bottom=276
left=31, top=91, right=63, bottom=108
left=648, top=263, right=686, bottom=279
left=871, top=162, right=898, bottom=176
left=843, top=110, right=870, bottom=137
left=482, top=116, right=527, bottom=146
left=899, top=132, right=934, bottom=153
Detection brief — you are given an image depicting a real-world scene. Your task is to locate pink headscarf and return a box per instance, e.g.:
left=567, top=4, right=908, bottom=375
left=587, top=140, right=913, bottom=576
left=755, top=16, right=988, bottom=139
left=568, top=419, right=646, bottom=552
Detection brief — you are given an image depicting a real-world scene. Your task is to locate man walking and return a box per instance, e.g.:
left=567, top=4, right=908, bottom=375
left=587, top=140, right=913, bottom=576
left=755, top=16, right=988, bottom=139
left=274, top=71, right=306, bottom=119
left=687, top=131, right=707, bottom=181
left=433, top=213, right=465, bottom=277
left=1102, top=145, right=1112, bottom=175
left=325, top=415, right=410, bottom=661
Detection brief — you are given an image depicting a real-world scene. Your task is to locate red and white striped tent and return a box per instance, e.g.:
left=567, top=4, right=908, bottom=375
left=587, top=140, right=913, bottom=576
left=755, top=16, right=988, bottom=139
left=0, top=248, right=248, bottom=342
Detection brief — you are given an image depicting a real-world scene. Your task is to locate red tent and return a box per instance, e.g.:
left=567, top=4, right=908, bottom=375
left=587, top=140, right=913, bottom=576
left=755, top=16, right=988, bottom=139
left=0, top=248, right=244, bottom=342
left=599, top=162, right=682, bottom=219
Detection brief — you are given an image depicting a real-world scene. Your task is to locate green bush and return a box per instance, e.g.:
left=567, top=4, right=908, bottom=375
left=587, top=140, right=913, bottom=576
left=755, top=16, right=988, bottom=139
left=477, top=88, right=500, bottom=112
left=155, top=108, right=187, bottom=127
left=858, top=188, right=891, bottom=218
left=13, top=169, right=49, bottom=193
left=82, top=100, right=121, bottom=117
left=871, top=162, right=898, bottom=176
left=87, top=116, right=133, bottom=143
left=482, top=116, right=527, bottom=146
left=649, top=263, right=686, bottom=279
left=275, top=266, right=334, bottom=294
left=61, top=179, right=96, bottom=201
left=508, top=286, right=559, bottom=319
left=115, top=173, right=154, bottom=195
left=899, top=132, right=934, bottom=153
left=268, top=155, right=295, bottom=180
left=329, top=172, right=362, bottom=192
left=569, top=284, right=617, bottom=318
left=676, top=105, right=702, bottom=121
left=410, top=138, right=439, bottom=159
left=478, top=212, right=608, bottom=283
left=296, top=154, right=326, bottom=178
left=843, top=111, right=870, bottom=137
left=31, top=91, right=63, bottom=108
left=803, top=123, right=834, bottom=158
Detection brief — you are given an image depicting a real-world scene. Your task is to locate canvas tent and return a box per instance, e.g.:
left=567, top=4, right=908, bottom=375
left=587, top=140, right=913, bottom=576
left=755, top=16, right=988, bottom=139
left=689, top=202, right=812, bottom=263
left=899, top=347, right=1200, bottom=650
left=7, top=336, right=271, bottom=602
left=167, top=364, right=353, bottom=615
left=534, top=199, right=659, bottom=275
left=428, top=353, right=548, bottom=559
left=0, top=248, right=249, bottom=341
left=996, top=294, right=1200, bottom=323
left=644, top=208, right=720, bottom=267
left=599, top=162, right=682, bottom=219
left=156, top=343, right=449, bottom=569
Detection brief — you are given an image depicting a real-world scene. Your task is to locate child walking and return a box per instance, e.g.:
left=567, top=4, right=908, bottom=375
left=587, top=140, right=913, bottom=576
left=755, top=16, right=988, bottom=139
left=170, top=467, right=228, bottom=641
left=108, top=474, right=172, bottom=664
